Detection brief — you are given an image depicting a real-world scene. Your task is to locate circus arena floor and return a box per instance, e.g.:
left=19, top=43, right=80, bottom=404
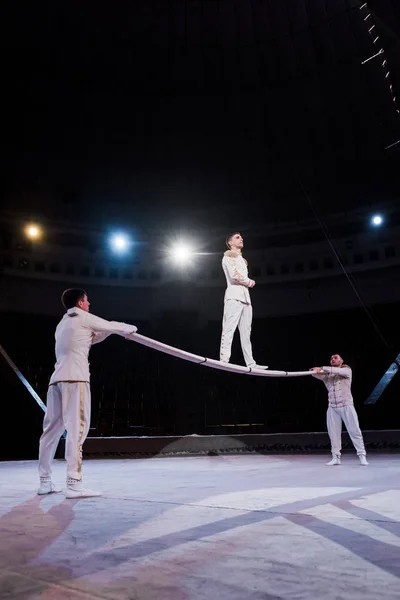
left=1, top=453, right=399, bottom=600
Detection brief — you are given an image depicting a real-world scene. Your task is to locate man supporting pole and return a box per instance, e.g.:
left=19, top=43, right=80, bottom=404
left=310, top=354, right=368, bottom=466
left=38, top=288, right=138, bottom=498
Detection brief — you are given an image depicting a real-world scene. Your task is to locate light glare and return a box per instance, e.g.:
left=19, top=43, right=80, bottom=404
left=170, top=242, right=194, bottom=264
left=25, top=224, right=42, bottom=240
left=371, top=214, right=383, bottom=226
left=110, top=233, right=131, bottom=253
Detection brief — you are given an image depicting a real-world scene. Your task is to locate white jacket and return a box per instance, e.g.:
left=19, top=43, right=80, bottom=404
left=222, top=250, right=255, bottom=304
left=49, top=307, right=137, bottom=384
left=312, top=366, right=354, bottom=408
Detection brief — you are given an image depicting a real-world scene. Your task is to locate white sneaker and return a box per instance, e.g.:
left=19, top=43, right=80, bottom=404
left=65, top=480, right=102, bottom=499
left=250, top=365, right=269, bottom=370
left=37, top=479, right=61, bottom=495
left=359, top=455, right=369, bottom=466
left=325, top=456, right=341, bottom=466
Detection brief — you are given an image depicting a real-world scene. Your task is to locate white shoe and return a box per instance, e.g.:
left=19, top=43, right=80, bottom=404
left=37, top=479, right=61, bottom=495
left=325, top=456, right=341, bottom=466
left=66, top=487, right=102, bottom=499
left=65, top=479, right=101, bottom=499
left=359, top=455, right=369, bottom=466
left=66, top=485, right=102, bottom=499
left=250, top=364, right=269, bottom=370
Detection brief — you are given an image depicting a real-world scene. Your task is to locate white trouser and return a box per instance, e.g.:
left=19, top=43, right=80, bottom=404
left=38, top=382, right=91, bottom=481
left=326, top=405, right=366, bottom=457
left=220, top=299, right=255, bottom=366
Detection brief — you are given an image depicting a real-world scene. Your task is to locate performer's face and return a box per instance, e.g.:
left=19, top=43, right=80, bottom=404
left=78, top=294, right=90, bottom=312
left=330, top=354, right=343, bottom=367
left=229, top=233, right=244, bottom=249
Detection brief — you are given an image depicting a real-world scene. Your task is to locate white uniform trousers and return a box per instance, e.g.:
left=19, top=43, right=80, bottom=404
left=326, top=405, right=366, bottom=457
left=220, top=299, right=255, bottom=366
left=38, top=382, right=91, bottom=481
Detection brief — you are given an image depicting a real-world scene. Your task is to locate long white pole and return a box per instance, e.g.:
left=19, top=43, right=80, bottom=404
left=128, top=333, right=313, bottom=378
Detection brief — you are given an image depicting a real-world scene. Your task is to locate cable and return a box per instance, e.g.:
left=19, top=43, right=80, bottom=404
left=295, top=174, right=399, bottom=367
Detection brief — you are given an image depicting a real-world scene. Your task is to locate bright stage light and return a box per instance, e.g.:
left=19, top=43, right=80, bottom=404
left=24, top=224, right=42, bottom=240
left=371, top=214, right=383, bottom=227
left=110, top=232, right=131, bottom=253
left=170, top=242, right=194, bottom=264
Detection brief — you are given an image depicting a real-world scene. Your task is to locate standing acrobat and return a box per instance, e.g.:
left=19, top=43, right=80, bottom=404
left=219, top=232, right=267, bottom=369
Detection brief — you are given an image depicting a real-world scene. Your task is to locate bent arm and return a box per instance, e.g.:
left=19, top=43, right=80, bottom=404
left=309, top=367, right=327, bottom=380
left=322, top=366, right=352, bottom=378
left=223, top=256, right=254, bottom=288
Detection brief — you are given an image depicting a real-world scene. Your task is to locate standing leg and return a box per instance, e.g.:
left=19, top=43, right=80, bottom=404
left=61, top=382, right=101, bottom=498
left=61, top=382, right=91, bottom=481
left=38, top=384, right=65, bottom=493
left=238, top=303, right=255, bottom=367
left=341, top=405, right=368, bottom=464
left=326, top=407, right=342, bottom=465
left=220, top=300, right=244, bottom=363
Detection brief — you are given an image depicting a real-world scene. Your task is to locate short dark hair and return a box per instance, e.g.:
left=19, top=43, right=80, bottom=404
left=61, top=288, right=87, bottom=310
left=226, top=232, right=240, bottom=249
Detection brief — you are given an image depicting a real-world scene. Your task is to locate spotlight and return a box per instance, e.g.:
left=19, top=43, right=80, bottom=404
left=110, top=233, right=131, bottom=253
left=371, top=214, right=383, bottom=227
left=24, top=224, right=42, bottom=240
left=170, top=242, right=194, bottom=265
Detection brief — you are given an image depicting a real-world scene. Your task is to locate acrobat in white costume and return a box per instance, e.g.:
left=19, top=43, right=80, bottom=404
left=311, top=354, right=368, bottom=466
left=219, top=232, right=267, bottom=369
left=38, top=288, right=137, bottom=498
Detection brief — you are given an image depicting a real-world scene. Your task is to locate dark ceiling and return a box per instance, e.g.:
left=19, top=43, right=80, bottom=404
left=2, top=1, right=400, bottom=230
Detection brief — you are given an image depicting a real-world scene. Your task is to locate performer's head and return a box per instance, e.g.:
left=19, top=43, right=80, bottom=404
left=330, top=354, right=344, bottom=367
left=226, top=232, right=243, bottom=251
left=61, top=288, right=90, bottom=312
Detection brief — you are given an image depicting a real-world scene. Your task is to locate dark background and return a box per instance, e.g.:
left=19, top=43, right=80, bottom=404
left=2, top=1, right=400, bottom=228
